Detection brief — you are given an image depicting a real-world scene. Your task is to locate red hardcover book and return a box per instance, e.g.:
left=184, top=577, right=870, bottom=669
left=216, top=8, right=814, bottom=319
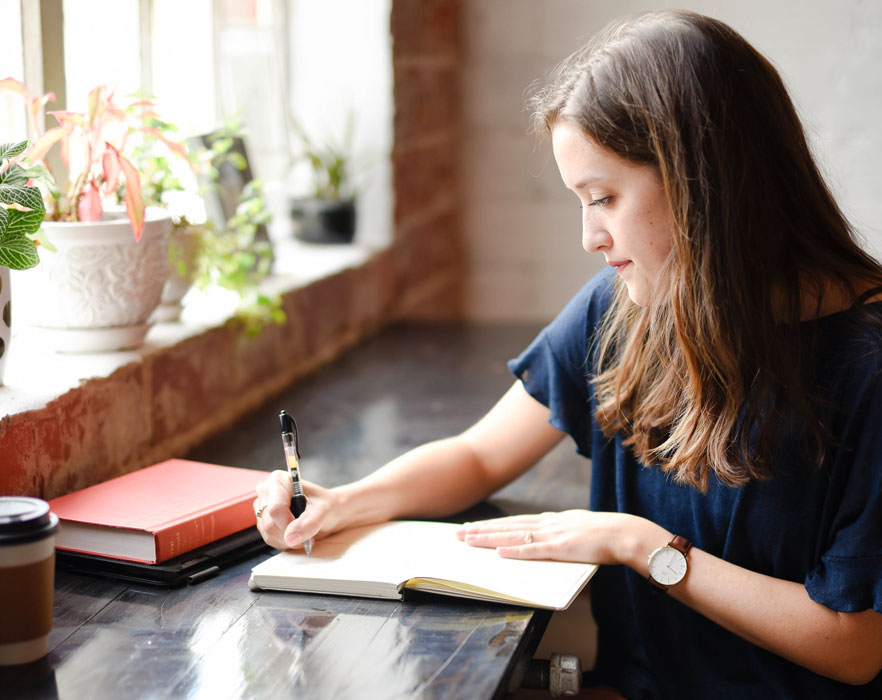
left=48, top=459, right=266, bottom=564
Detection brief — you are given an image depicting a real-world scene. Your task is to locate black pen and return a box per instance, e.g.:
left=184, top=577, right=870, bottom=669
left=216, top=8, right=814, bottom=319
left=279, top=410, right=312, bottom=556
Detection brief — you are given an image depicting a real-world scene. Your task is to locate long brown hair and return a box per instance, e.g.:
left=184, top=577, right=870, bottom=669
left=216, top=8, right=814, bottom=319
left=529, top=11, right=882, bottom=490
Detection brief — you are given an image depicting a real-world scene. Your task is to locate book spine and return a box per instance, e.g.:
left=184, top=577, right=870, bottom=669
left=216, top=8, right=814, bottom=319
left=152, top=498, right=255, bottom=563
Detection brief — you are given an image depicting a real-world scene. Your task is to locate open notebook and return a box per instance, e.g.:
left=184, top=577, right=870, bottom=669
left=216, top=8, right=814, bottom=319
left=248, top=520, right=597, bottom=610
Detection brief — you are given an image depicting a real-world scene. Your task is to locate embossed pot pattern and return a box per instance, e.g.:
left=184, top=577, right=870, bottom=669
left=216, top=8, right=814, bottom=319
left=12, top=211, right=171, bottom=331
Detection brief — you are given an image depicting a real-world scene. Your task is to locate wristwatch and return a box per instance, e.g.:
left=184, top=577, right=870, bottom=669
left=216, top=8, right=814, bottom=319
left=647, top=535, right=692, bottom=591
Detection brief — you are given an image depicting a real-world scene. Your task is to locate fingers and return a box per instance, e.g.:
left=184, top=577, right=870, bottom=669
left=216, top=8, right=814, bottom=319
left=461, top=528, right=538, bottom=549
left=255, top=472, right=334, bottom=551
left=457, top=513, right=560, bottom=560
left=458, top=516, right=544, bottom=559
left=456, top=514, right=542, bottom=541
left=255, top=470, right=296, bottom=550
left=282, top=480, right=328, bottom=549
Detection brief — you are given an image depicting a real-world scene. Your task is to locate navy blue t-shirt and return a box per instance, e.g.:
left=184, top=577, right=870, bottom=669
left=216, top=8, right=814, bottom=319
left=508, top=267, right=882, bottom=699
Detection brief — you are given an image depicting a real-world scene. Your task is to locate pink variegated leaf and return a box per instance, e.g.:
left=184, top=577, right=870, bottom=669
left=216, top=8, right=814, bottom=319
left=28, top=124, right=71, bottom=165
left=116, top=151, right=145, bottom=240
left=0, top=77, right=29, bottom=98
left=86, top=86, right=103, bottom=126
left=59, top=127, right=72, bottom=170
left=104, top=105, right=127, bottom=121
left=139, top=126, right=191, bottom=163
left=30, top=91, right=56, bottom=129
left=0, top=79, right=46, bottom=139
left=47, top=110, right=86, bottom=128
left=102, top=143, right=121, bottom=192
left=77, top=181, right=103, bottom=222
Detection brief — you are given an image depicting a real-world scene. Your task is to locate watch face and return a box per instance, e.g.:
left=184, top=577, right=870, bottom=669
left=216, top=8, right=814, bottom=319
left=648, top=546, right=687, bottom=586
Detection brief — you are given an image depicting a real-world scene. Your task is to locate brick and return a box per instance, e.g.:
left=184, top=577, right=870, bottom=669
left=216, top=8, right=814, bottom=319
left=230, top=315, right=291, bottom=393
left=0, top=414, right=38, bottom=496
left=393, top=62, right=461, bottom=146
left=392, top=137, right=459, bottom=227
left=148, top=327, right=237, bottom=447
left=297, top=272, right=355, bottom=363
left=349, top=250, right=399, bottom=334
left=397, top=209, right=464, bottom=289
left=36, top=364, right=150, bottom=499
left=391, top=0, right=461, bottom=58
left=397, top=272, right=464, bottom=320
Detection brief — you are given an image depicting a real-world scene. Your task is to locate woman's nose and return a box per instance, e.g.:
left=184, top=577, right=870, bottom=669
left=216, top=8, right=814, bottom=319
left=582, top=223, right=611, bottom=254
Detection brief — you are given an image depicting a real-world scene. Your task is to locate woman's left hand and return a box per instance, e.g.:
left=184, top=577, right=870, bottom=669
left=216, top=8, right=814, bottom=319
left=456, top=509, right=646, bottom=565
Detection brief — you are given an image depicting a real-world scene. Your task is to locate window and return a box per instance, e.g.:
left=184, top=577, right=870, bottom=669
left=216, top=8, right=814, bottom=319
left=0, top=0, right=25, bottom=137
left=1, top=0, right=392, bottom=247
left=63, top=0, right=141, bottom=110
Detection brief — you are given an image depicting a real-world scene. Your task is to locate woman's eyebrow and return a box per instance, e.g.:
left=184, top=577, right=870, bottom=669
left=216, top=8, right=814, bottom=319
left=573, top=175, right=608, bottom=189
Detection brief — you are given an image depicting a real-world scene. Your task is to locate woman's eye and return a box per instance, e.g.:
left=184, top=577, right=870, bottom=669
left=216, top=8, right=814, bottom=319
left=589, top=196, right=611, bottom=207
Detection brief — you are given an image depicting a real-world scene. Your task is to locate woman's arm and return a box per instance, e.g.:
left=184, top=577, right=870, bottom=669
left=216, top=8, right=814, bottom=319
left=254, top=381, right=565, bottom=550
left=461, top=512, right=882, bottom=685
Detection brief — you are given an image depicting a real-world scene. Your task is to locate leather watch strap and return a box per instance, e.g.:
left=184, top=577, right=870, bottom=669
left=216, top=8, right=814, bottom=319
left=669, top=535, right=693, bottom=556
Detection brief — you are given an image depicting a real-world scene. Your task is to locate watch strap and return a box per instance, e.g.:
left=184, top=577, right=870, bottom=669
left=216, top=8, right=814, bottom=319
left=668, top=535, right=693, bottom=556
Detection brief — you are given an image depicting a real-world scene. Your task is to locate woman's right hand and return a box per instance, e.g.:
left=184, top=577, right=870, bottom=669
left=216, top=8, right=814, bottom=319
left=253, top=470, right=342, bottom=551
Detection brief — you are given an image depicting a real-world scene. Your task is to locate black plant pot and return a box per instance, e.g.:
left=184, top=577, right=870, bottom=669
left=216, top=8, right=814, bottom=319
left=290, top=198, right=356, bottom=244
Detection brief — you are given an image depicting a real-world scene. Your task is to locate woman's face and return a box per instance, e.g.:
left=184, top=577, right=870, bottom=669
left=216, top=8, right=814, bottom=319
left=552, top=120, right=674, bottom=306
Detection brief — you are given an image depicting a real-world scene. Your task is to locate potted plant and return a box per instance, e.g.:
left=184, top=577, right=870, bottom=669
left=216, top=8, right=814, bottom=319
left=190, top=123, right=283, bottom=334
left=288, top=116, right=357, bottom=244
left=0, top=79, right=186, bottom=352
left=128, top=112, right=204, bottom=323
left=0, top=140, right=48, bottom=384
left=134, top=117, right=283, bottom=333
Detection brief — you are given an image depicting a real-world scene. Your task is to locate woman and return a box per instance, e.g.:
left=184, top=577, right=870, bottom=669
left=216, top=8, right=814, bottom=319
left=255, top=11, right=882, bottom=697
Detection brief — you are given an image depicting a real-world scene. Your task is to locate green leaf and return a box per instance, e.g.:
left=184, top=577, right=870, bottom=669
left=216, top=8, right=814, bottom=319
left=27, top=225, right=55, bottom=252
left=0, top=184, right=45, bottom=236
left=0, top=163, right=28, bottom=187
left=22, top=164, right=60, bottom=199
left=0, top=231, right=40, bottom=270
left=0, top=141, right=27, bottom=162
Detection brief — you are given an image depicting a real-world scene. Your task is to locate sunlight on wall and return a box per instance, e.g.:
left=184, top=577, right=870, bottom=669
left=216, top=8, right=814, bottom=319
left=287, top=0, right=394, bottom=248
left=0, top=0, right=25, bottom=137
left=152, top=0, right=217, bottom=137
left=63, top=0, right=140, bottom=108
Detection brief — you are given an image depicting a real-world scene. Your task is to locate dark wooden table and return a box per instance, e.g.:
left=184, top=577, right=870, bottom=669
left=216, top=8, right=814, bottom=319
left=3, top=323, right=592, bottom=700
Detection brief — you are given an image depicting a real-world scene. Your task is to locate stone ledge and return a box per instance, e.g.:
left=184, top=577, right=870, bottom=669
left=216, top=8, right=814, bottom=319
left=0, top=242, right=400, bottom=499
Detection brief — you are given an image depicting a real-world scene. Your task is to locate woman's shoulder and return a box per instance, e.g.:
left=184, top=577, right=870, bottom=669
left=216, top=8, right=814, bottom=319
left=811, top=301, right=882, bottom=363
left=807, top=301, right=882, bottom=408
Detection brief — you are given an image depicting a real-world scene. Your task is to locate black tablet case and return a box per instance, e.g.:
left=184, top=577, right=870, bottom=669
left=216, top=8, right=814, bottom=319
left=55, top=526, right=270, bottom=587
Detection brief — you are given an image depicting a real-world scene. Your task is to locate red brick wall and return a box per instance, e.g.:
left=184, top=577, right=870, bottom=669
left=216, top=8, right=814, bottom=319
left=389, top=0, right=465, bottom=319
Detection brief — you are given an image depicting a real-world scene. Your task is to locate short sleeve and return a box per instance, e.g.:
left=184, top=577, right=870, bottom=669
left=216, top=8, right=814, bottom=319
left=804, top=373, right=882, bottom=613
left=507, top=269, right=616, bottom=458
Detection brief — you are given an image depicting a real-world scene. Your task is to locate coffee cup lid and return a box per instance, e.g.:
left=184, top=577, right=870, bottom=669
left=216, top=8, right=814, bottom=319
left=0, top=497, right=59, bottom=545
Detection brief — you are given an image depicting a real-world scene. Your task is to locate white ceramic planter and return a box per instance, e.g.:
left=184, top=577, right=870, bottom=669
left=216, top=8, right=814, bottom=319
left=0, top=266, right=10, bottom=383
left=153, top=223, right=202, bottom=323
left=11, top=210, right=171, bottom=352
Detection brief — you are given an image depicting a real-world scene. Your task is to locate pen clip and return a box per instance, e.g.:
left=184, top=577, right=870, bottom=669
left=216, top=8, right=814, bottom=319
left=279, top=410, right=301, bottom=460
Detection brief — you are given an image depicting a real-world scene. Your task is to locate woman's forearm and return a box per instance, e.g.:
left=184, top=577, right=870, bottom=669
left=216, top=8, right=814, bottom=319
left=620, top=518, right=882, bottom=685
left=332, top=381, right=566, bottom=531
left=331, top=436, right=502, bottom=529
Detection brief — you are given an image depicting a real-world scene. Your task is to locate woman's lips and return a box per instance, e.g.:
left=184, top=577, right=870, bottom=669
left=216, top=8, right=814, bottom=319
left=609, top=261, right=630, bottom=274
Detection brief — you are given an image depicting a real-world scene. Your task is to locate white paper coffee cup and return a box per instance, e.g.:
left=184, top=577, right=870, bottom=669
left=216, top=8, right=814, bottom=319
left=0, top=497, right=59, bottom=666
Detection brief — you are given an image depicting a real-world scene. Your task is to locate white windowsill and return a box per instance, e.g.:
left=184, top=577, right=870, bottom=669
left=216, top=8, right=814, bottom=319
left=0, top=237, right=379, bottom=417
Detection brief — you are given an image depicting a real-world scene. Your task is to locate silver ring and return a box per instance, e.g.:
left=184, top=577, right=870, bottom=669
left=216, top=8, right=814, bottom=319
left=255, top=504, right=267, bottom=518
left=524, top=531, right=533, bottom=544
